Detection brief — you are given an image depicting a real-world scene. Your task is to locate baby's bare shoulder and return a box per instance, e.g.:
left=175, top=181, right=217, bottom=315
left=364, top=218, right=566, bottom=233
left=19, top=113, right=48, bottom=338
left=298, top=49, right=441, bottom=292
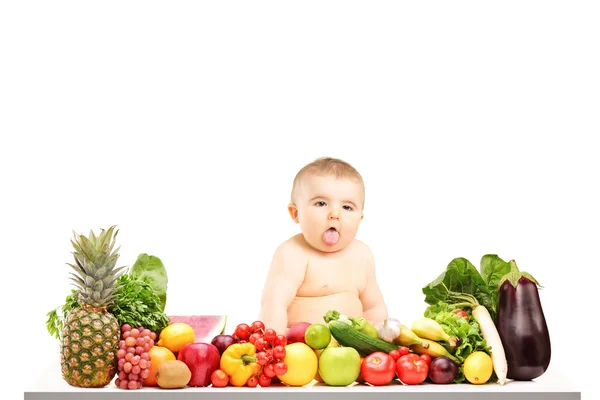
left=271, top=234, right=310, bottom=264
left=277, top=234, right=308, bottom=254
left=349, top=238, right=374, bottom=256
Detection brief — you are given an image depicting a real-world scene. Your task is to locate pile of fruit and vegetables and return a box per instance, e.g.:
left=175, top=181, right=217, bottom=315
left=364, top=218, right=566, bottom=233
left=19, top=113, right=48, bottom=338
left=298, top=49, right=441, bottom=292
left=45, top=226, right=552, bottom=390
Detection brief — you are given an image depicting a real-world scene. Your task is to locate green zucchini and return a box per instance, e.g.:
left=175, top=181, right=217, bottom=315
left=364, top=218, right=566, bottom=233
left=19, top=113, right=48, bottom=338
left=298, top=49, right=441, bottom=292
left=328, top=320, right=399, bottom=357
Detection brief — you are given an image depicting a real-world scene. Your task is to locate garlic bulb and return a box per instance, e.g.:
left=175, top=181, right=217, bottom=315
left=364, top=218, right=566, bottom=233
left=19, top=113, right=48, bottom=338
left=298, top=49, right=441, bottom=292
left=377, top=318, right=402, bottom=343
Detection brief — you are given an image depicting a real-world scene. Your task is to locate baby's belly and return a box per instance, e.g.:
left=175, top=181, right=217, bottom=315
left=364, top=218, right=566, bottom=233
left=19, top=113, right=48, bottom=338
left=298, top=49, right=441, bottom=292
left=287, top=292, right=363, bottom=328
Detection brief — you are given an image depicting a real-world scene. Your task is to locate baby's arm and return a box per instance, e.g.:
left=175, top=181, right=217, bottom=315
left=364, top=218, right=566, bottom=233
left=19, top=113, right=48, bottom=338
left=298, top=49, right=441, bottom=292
left=359, top=246, right=389, bottom=325
left=258, top=242, right=306, bottom=334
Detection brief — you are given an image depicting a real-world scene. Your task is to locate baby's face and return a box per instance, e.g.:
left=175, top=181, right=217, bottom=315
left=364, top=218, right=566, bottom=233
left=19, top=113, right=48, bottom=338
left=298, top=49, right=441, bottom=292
left=291, top=175, right=364, bottom=253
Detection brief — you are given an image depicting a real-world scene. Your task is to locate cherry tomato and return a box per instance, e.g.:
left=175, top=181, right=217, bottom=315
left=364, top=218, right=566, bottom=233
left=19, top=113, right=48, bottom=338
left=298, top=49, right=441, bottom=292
left=398, top=346, right=410, bottom=356
left=274, top=334, right=287, bottom=347
left=263, top=363, right=276, bottom=378
left=234, top=324, right=251, bottom=341
left=246, top=375, right=258, bottom=387
left=361, top=352, right=396, bottom=386
left=263, top=329, right=277, bottom=344
left=419, top=353, right=432, bottom=366
left=258, top=373, right=271, bottom=387
left=454, top=310, right=469, bottom=319
left=273, top=345, right=286, bottom=361
left=395, top=354, right=429, bottom=385
left=255, top=338, right=267, bottom=352
left=388, top=350, right=401, bottom=362
left=211, top=369, right=229, bottom=387
left=251, top=321, right=265, bottom=334
left=249, top=332, right=261, bottom=344
left=273, top=362, right=288, bottom=376
left=256, top=351, right=268, bottom=366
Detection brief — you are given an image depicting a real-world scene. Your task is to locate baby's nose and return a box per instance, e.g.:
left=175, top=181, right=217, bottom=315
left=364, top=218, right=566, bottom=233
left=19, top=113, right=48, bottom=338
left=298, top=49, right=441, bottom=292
left=328, top=210, right=340, bottom=220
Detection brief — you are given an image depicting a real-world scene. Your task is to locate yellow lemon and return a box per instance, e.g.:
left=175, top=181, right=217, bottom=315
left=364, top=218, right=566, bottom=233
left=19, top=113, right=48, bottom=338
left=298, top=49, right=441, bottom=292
left=157, top=323, right=195, bottom=354
left=464, top=351, right=493, bottom=385
left=278, top=343, right=318, bottom=387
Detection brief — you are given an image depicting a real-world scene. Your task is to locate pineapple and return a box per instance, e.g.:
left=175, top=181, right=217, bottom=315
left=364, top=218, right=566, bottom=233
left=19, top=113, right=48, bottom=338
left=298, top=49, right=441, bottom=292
left=60, top=225, right=127, bottom=388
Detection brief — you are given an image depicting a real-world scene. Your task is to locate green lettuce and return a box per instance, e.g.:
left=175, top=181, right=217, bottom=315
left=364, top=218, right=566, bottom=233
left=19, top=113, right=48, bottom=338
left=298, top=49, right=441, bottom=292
left=130, top=253, right=168, bottom=312
left=424, top=302, right=495, bottom=384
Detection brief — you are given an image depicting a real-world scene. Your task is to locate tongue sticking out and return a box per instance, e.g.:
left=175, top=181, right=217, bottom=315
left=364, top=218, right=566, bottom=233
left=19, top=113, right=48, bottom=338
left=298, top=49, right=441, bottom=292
left=322, top=228, right=340, bottom=245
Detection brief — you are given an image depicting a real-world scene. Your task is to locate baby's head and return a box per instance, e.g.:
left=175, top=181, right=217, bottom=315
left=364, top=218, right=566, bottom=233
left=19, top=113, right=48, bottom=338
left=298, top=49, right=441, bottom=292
left=288, top=157, right=365, bottom=253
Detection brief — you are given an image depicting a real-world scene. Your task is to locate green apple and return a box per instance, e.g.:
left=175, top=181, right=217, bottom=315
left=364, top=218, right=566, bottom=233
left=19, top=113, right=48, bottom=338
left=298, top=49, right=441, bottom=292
left=318, top=346, right=361, bottom=386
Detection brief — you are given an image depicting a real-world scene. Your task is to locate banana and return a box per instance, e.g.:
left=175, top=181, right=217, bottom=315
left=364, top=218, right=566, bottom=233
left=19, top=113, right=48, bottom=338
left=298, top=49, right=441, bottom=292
left=410, top=338, right=461, bottom=364
left=411, top=317, right=461, bottom=348
left=393, top=324, right=430, bottom=348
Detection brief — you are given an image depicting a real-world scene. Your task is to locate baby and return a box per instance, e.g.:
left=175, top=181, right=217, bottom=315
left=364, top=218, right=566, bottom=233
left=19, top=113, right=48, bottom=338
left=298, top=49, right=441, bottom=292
left=258, top=157, right=389, bottom=334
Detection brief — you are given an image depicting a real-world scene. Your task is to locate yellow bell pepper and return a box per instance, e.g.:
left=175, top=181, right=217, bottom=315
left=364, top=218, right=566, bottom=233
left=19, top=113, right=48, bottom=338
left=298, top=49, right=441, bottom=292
left=219, top=342, right=261, bottom=387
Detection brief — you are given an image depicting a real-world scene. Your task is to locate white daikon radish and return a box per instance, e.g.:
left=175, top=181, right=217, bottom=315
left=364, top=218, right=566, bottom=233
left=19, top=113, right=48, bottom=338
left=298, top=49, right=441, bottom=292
left=471, top=304, right=508, bottom=385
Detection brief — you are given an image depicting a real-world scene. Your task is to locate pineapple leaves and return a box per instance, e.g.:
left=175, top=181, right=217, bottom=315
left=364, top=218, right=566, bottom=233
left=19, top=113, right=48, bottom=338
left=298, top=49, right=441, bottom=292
left=94, top=267, right=107, bottom=279
left=93, top=279, right=104, bottom=292
left=85, top=275, right=96, bottom=288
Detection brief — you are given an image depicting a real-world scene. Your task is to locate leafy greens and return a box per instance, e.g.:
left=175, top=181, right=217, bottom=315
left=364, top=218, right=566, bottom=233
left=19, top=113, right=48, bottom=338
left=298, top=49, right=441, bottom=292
left=422, top=254, right=510, bottom=321
left=424, top=302, right=495, bottom=384
left=130, top=253, right=168, bottom=312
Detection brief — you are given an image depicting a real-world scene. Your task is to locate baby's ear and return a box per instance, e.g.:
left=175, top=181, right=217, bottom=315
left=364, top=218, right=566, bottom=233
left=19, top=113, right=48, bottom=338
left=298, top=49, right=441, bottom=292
left=288, top=203, right=299, bottom=223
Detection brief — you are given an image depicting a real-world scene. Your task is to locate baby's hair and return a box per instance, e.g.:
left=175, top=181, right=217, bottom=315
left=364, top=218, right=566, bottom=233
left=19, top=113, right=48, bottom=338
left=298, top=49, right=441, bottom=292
left=290, top=157, right=365, bottom=207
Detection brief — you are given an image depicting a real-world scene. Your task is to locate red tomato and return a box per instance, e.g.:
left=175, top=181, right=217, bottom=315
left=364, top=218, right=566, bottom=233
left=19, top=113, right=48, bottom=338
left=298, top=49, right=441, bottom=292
left=246, top=375, right=258, bottom=387
left=250, top=321, right=265, bottom=334
left=388, top=350, right=401, bottom=362
left=273, top=346, right=286, bottom=361
left=419, top=353, right=432, bottom=366
left=249, top=332, right=261, bottom=344
left=211, top=369, right=229, bottom=387
left=396, top=354, right=429, bottom=385
left=274, top=334, right=287, bottom=347
left=234, top=324, right=251, bottom=341
left=361, top=352, right=396, bottom=386
left=398, top=346, right=410, bottom=356
left=263, top=329, right=277, bottom=344
left=454, top=310, right=469, bottom=319
left=273, top=362, right=288, bottom=376
left=254, top=338, right=267, bottom=352
left=258, top=373, right=271, bottom=387
left=263, top=363, right=276, bottom=378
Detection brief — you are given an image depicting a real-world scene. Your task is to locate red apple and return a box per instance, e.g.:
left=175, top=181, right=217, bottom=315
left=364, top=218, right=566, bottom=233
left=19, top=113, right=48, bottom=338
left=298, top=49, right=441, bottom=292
left=286, top=322, right=312, bottom=344
left=177, top=343, right=220, bottom=387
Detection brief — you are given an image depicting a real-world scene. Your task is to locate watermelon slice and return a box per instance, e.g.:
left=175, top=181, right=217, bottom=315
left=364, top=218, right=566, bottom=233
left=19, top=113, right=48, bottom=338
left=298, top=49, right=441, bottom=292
left=167, top=315, right=227, bottom=343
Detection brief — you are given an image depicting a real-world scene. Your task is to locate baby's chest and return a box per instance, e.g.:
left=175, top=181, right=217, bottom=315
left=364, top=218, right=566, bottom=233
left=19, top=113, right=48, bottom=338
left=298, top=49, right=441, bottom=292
left=298, top=257, right=367, bottom=295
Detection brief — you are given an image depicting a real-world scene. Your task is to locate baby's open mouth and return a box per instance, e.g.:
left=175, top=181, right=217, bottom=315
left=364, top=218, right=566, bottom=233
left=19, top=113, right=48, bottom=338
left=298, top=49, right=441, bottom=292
left=322, top=227, right=340, bottom=245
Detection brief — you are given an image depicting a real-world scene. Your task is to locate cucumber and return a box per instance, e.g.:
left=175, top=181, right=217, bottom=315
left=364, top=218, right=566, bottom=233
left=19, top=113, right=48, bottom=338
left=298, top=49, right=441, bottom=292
left=328, top=320, right=399, bottom=357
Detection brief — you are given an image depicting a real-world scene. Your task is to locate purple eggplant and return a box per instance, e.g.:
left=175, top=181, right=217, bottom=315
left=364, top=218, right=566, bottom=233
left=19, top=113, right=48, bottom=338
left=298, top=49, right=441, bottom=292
left=496, top=261, right=551, bottom=381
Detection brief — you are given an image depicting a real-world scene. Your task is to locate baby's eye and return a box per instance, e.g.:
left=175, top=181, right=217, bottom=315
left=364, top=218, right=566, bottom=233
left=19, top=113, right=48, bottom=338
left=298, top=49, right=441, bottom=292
left=343, top=205, right=353, bottom=211
left=315, top=201, right=327, bottom=207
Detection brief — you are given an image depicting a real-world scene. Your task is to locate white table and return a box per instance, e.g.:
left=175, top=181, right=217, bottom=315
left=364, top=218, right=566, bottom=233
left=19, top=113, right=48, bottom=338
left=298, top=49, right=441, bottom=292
left=25, top=360, right=581, bottom=400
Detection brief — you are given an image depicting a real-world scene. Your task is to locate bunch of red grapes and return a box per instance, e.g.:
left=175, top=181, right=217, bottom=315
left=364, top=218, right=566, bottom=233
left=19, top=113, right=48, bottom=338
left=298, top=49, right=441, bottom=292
left=233, top=320, right=288, bottom=387
left=114, top=324, right=156, bottom=390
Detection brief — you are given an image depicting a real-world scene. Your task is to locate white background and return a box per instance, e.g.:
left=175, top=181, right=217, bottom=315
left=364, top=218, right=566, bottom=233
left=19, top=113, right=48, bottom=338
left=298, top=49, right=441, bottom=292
left=2, top=1, right=598, bottom=399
